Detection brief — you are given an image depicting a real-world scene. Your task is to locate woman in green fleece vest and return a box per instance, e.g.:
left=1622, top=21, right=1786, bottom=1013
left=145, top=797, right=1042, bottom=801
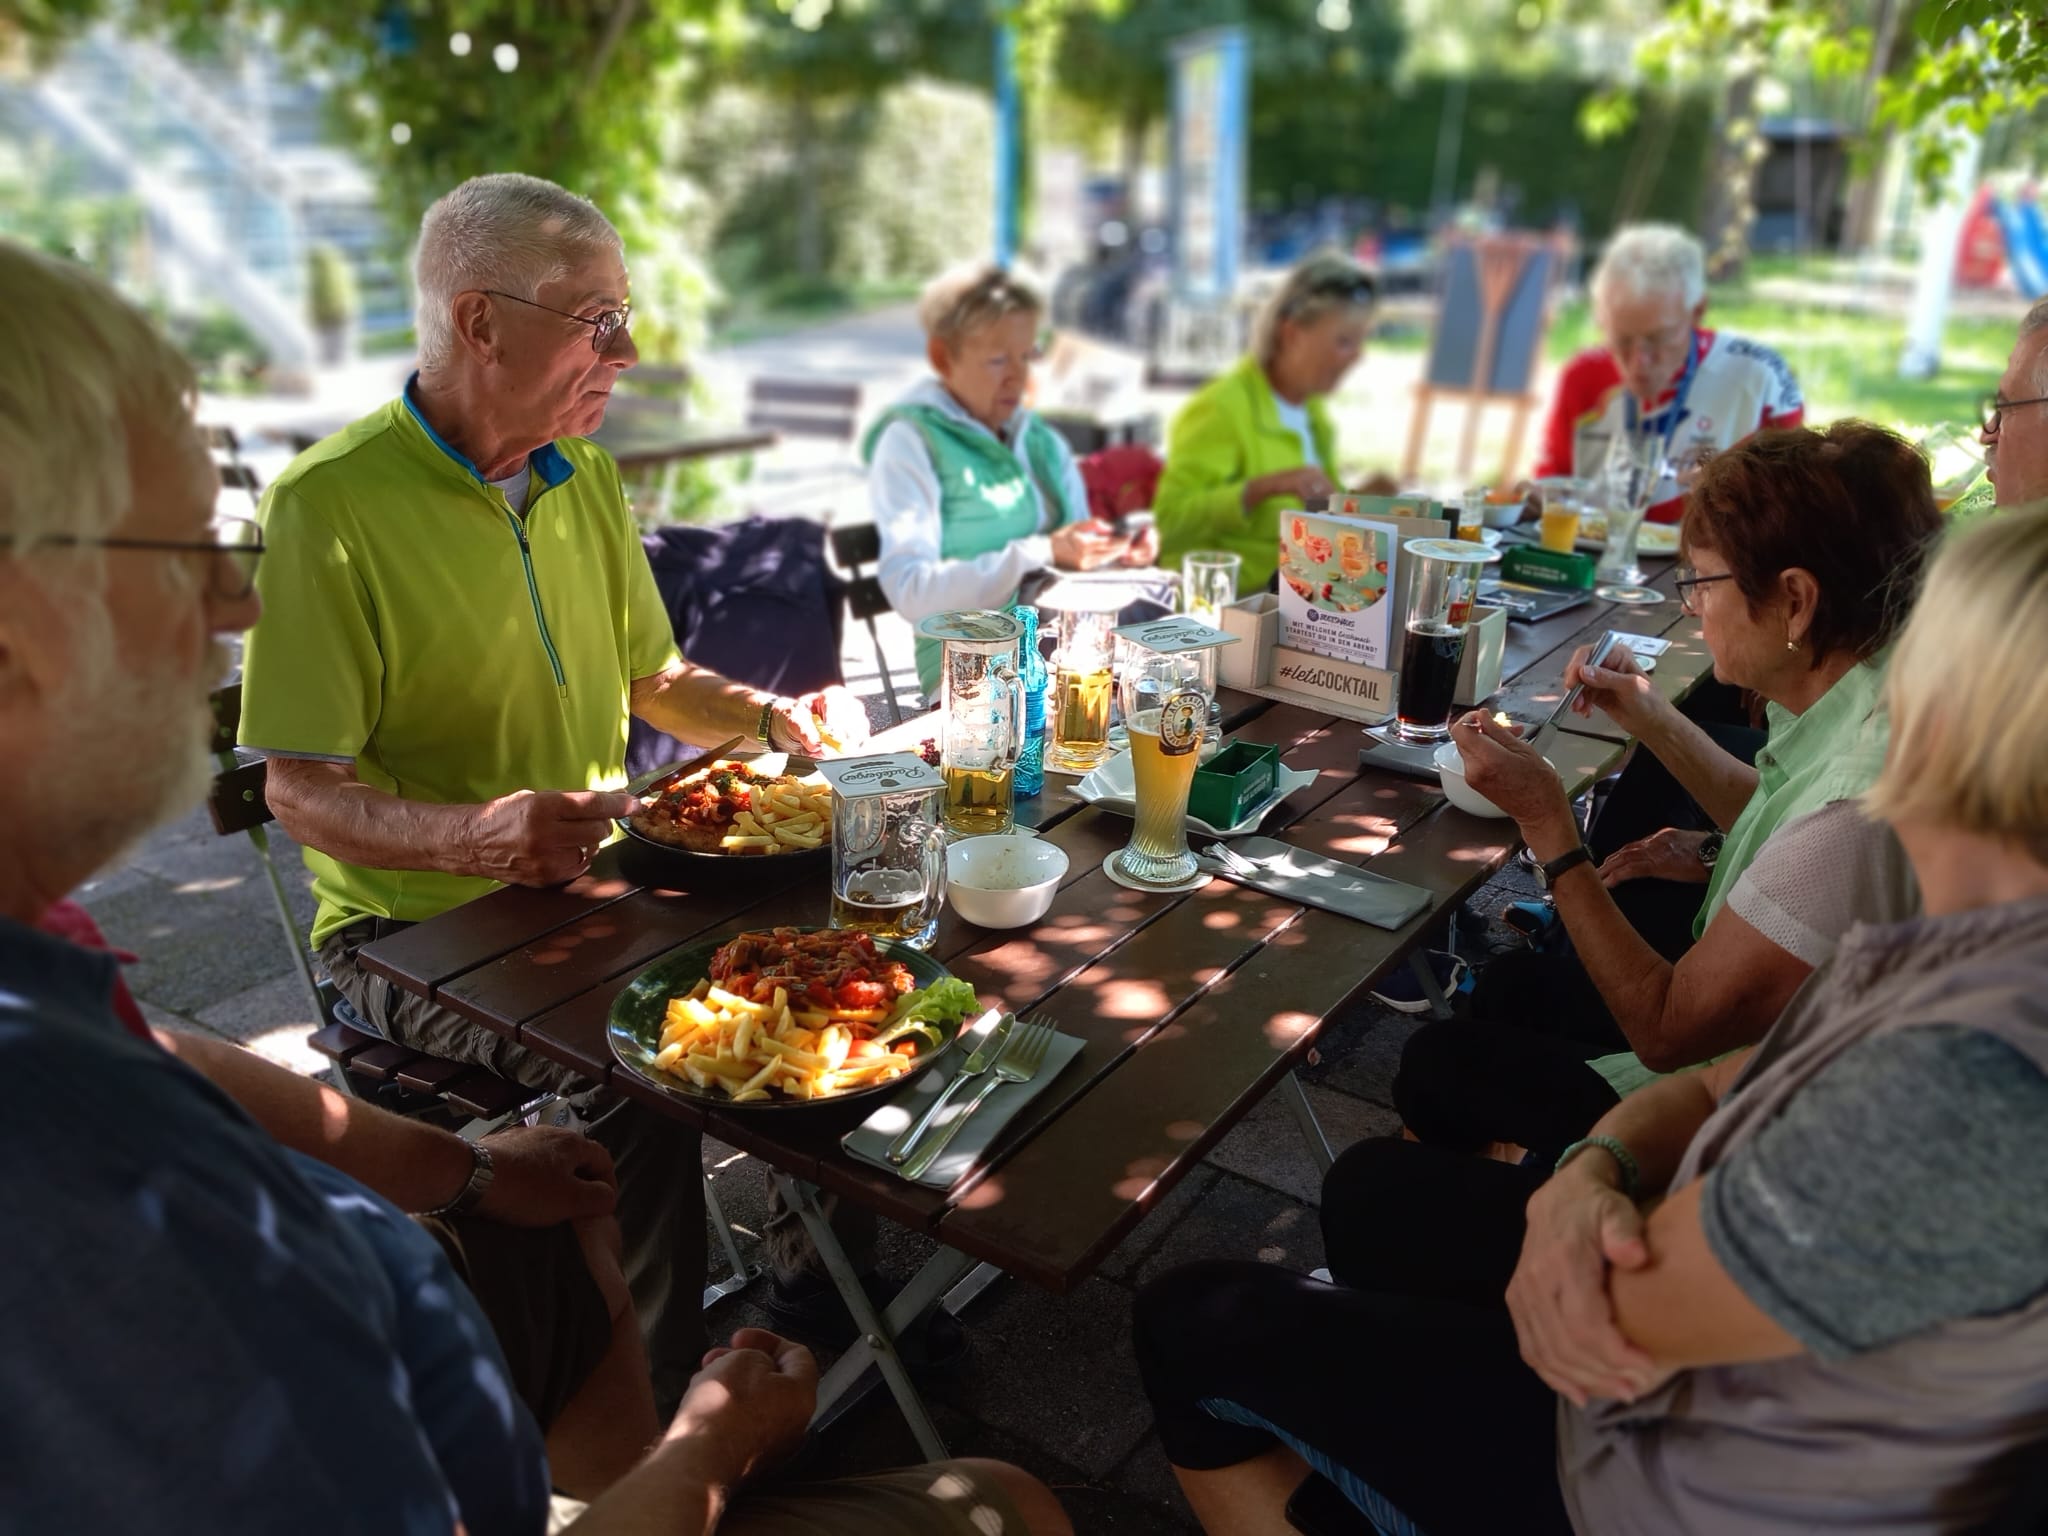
left=1155, top=253, right=1376, bottom=592
left=864, top=263, right=1155, bottom=695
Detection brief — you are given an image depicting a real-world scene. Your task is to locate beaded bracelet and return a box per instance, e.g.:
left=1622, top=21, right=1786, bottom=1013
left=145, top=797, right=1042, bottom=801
left=755, top=698, right=778, bottom=746
left=1553, top=1135, right=1640, bottom=1198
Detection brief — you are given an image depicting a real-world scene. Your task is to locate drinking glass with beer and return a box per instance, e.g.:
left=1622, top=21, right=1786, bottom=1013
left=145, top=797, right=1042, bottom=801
left=824, top=755, right=948, bottom=950
left=1048, top=606, right=1116, bottom=774
left=1182, top=550, right=1242, bottom=627
left=1393, top=538, right=1493, bottom=744
left=918, top=610, right=1025, bottom=837
left=1533, top=477, right=1585, bottom=553
left=1110, top=647, right=1212, bottom=889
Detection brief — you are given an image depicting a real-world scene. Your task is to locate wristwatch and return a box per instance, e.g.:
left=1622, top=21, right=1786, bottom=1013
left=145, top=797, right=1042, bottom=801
left=422, top=1138, right=495, bottom=1218
left=1699, top=832, right=1726, bottom=868
left=1537, top=844, right=1595, bottom=891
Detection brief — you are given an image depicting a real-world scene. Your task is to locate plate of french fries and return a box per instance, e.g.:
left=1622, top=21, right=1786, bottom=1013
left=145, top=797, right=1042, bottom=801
left=607, top=926, right=978, bottom=1110
left=619, top=749, right=833, bottom=874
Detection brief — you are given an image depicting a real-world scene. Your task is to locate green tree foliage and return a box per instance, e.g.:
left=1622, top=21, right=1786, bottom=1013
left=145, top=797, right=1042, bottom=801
left=1583, top=1, right=2044, bottom=195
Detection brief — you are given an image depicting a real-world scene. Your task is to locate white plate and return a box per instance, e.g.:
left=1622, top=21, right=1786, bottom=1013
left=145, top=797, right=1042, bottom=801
left=1074, top=752, right=1318, bottom=838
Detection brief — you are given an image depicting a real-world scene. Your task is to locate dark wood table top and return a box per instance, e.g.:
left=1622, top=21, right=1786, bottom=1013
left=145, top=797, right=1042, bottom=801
left=361, top=566, right=1708, bottom=1291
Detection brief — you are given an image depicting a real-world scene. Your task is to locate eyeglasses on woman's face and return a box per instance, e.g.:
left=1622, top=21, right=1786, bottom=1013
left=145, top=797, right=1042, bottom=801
left=1675, top=566, right=1736, bottom=616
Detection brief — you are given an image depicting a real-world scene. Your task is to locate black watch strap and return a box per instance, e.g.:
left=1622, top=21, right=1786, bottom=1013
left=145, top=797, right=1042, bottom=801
left=1538, top=844, right=1595, bottom=889
left=1699, top=831, right=1726, bottom=867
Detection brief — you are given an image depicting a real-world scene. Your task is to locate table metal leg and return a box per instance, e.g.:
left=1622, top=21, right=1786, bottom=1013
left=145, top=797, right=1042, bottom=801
left=774, top=1174, right=967, bottom=1462
left=1283, top=1069, right=1335, bottom=1175
left=1408, top=948, right=1456, bottom=1021
left=700, top=1171, right=753, bottom=1310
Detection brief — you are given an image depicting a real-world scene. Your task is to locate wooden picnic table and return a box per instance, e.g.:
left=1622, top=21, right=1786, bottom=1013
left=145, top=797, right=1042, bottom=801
left=358, top=556, right=1707, bottom=1453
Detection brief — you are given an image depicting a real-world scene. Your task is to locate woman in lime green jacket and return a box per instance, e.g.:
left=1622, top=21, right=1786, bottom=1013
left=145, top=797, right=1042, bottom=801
left=1155, top=254, right=1375, bottom=591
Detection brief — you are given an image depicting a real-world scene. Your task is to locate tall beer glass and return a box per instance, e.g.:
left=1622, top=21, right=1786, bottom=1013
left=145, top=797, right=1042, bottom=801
left=1110, top=650, right=1210, bottom=889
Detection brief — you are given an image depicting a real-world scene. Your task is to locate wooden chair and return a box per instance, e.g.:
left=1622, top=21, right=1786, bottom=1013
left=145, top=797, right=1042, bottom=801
left=827, top=522, right=905, bottom=726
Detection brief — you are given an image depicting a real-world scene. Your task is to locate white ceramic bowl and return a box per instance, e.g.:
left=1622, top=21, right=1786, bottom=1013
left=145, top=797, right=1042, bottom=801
left=1433, top=741, right=1547, bottom=819
left=945, top=834, right=1068, bottom=928
left=1481, top=497, right=1527, bottom=530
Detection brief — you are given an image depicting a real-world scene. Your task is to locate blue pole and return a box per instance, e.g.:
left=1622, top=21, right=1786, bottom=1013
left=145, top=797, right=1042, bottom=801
left=994, top=20, right=1018, bottom=265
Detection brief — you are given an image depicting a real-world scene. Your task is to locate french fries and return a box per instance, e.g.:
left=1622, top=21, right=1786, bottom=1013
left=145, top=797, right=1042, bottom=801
left=653, top=977, right=916, bottom=1101
left=719, top=778, right=832, bottom=852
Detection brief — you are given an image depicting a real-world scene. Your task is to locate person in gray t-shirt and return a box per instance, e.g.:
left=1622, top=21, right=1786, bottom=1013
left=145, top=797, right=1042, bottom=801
left=1393, top=796, right=1919, bottom=1163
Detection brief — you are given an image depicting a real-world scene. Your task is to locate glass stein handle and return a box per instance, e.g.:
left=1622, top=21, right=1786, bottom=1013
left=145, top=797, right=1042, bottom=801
left=991, top=658, right=1022, bottom=770
left=911, top=818, right=948, bottom=932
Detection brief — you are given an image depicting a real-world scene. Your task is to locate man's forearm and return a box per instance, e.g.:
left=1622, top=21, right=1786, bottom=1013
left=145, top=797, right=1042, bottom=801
left=1634, top=710, right=1759, bottom=832
left=265, top=760, right=489, bottom=877
left=630, top=663, right=773, bottom=748
left=154, top=1028, right=472, bottom=1211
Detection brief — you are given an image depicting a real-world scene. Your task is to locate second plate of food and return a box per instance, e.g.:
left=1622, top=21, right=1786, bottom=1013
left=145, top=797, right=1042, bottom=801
left=608, top=926, right=982, bottom=1111
left=618, top=750, right=833, bottom=883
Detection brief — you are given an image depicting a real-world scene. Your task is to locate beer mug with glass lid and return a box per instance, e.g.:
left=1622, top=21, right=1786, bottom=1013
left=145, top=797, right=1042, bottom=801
left=917, top=610, right=1024, bottom=837
left=820, top=753, right=948, bottom=951
left=1039, top=587, right=1121, bottom=775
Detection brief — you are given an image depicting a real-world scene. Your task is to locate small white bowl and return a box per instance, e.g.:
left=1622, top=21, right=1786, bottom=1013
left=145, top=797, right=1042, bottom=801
left=1481, top=497, right=1527, bottom=529
left=946, top=834, right=1068, bottom=928
left=1433, top=741, right=1553, bottom=819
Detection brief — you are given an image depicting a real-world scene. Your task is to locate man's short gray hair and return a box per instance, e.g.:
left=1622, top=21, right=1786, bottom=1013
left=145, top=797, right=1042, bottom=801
left=413, top=173, right=622, bottom=369
left=1593, top=223, right=1707, bottom=312
left=0, top=240, right=195, bottom=557
left=2021, top=296, right=2048, bottom=393
left=917, top=262, right=1044, bottom=350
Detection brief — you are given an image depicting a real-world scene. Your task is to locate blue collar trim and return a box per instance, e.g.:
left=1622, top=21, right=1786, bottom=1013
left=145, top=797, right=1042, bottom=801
left=400, top=373, right=576, bottom=490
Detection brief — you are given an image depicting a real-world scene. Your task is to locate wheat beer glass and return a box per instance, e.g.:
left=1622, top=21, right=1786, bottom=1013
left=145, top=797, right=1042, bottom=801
left=918, top=610, right=1023, bottom=837
left=1110, top=648, right=1211, bottom=889
left=827, top=759, right=947, bottom=950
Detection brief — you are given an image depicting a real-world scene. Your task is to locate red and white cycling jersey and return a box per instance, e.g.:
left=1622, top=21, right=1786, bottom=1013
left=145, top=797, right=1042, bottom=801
left=1532, top=328, right=1804, bottom=523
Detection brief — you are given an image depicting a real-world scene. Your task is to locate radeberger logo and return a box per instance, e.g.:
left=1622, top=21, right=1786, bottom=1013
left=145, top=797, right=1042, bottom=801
left=1158, top=688, right=1204, bottom=756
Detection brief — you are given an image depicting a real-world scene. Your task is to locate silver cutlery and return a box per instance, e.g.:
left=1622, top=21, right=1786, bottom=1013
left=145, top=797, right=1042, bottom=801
left=886, top=1013, right=1013, bottom=1165
left=900, top=1014, right=1058, bottom=1181
left=1203, top=841, right=1267, bottom=877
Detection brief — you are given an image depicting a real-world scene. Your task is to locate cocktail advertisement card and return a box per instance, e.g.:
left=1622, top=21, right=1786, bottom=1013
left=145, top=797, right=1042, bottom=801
left=1277, top=509, right=1398, bottom=668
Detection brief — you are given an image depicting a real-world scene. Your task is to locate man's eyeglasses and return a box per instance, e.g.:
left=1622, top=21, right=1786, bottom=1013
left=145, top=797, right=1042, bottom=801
left=1979, top=392, right=2048, bottom=436
left=1611, top=322, right=1693, bottom=361
left=0, top=515, right=264, bottom=601
left=484, top=289, right=632, bottom=354
left=1675, top=567, right=1735, bottom=615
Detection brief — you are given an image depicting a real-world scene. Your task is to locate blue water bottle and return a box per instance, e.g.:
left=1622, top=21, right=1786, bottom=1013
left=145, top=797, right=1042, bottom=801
left=1009, top=603, right=1048, bottom=798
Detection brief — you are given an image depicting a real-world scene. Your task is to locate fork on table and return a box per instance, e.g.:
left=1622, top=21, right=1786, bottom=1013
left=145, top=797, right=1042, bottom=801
left=899, top=1014, right=1058, bottom=1181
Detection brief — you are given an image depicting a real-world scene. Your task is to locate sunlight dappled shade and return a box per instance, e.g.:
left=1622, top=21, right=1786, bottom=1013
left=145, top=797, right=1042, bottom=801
left=1166, top=1119, right=1203, bottom=1141
left=529, top=947, right=571, bottom=965
left=955, top=1175, right=1006, bottom=1210
left=1263, top=1010, right=1317, bottom=1049
left=1098, top=978, right=1170, bottom=1019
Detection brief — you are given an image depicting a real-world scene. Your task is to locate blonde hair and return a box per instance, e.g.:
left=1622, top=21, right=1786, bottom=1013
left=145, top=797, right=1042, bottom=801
left=414, top=173, right=622, bottom=369
left=1865, top=508, right=2048, bottom=853
left=1250, top=251, right=1375, bottom=369
left=917, top=262, right=1043, bottom=350
left=1593, top=223, right=1706, bottom=311
left=0, top=241, right=195, bottom=557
